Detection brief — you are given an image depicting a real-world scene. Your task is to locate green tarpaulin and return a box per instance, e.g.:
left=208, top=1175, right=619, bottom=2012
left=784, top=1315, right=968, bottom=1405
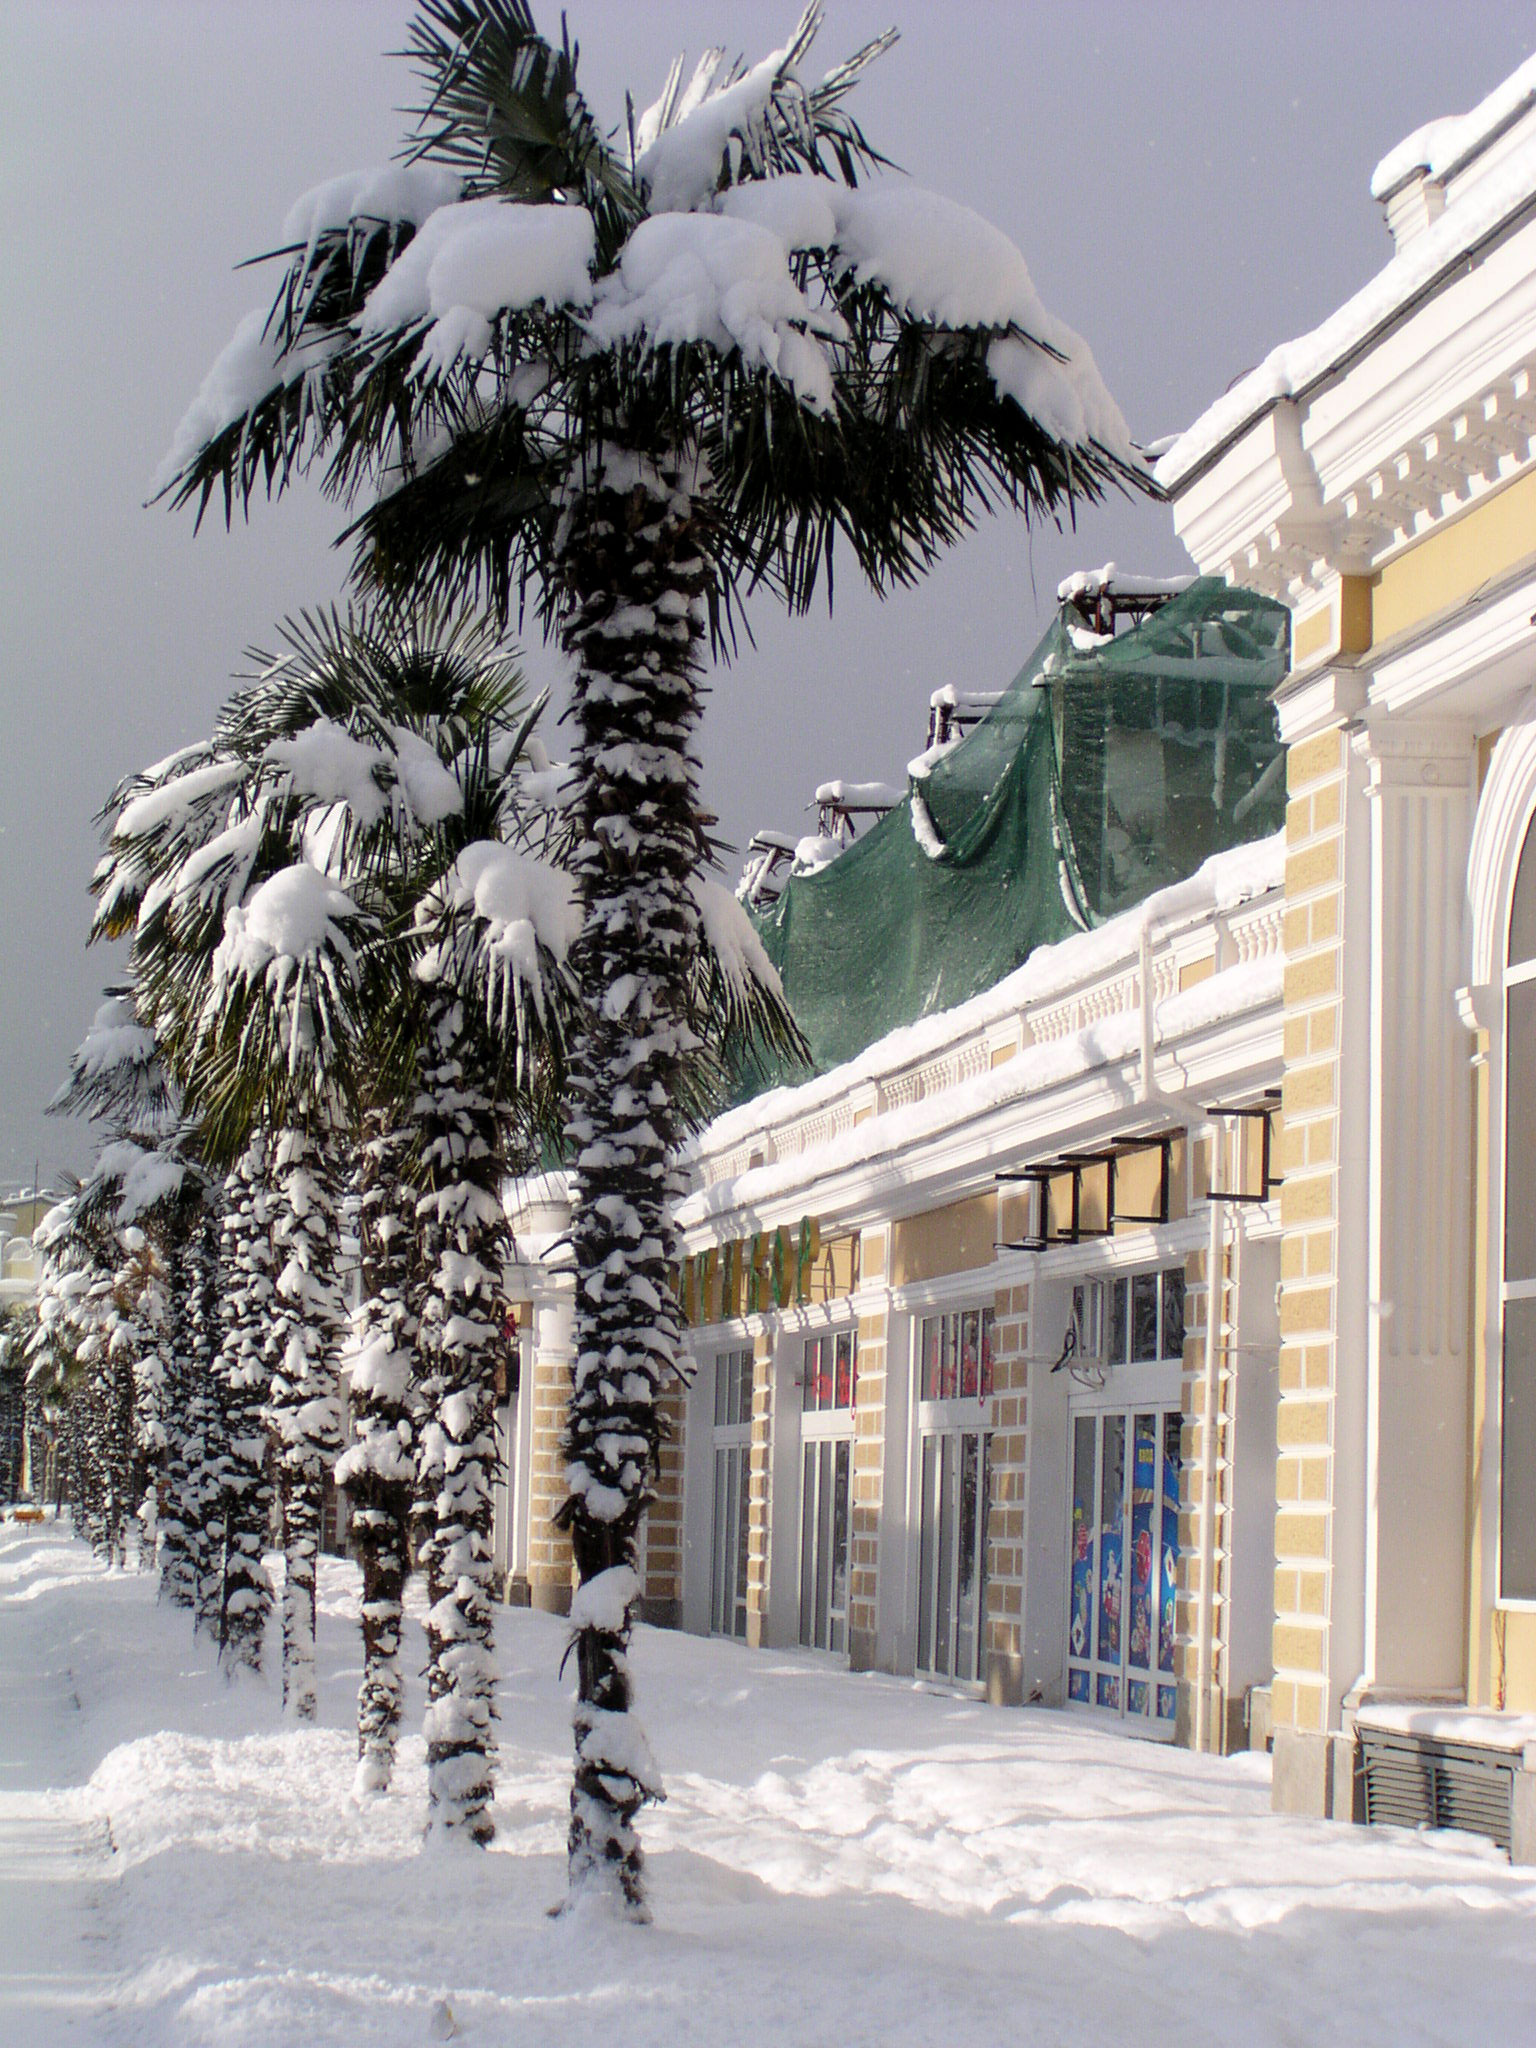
left=751, top=577, right=1289, bottom=1082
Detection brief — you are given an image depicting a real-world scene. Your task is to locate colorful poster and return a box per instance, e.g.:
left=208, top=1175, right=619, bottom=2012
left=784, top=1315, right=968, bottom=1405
left=1159, top=1411, right=1181, bottom=1675
left=1128, top=1414, right=1156, bottom=1679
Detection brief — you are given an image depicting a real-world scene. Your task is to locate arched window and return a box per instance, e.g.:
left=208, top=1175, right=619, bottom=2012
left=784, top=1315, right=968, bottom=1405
left=1501, top=811, right=1536, bottom=1598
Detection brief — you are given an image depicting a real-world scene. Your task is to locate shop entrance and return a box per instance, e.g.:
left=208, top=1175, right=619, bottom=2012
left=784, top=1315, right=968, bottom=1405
left=1067, top=1406, right=1181, bottom=1727
left=916, top=1427, right=992, bottom=1684
left=798, top=1329, right=857, bottom=1656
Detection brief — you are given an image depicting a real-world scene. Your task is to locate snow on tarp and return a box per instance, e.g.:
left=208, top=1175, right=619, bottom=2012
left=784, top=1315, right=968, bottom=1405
left=694, top=826, right=1286, bottom=1184
left=356, top=199, right=597, bottom=376
left=748, top=579, right=1288, bottom=1083
left=1371, top=52, right=1536, bottom=200
left=1158, top=121, right=1536, bottom=490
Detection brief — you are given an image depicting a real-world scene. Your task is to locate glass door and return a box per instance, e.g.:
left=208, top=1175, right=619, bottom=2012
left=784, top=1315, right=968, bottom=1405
left=1068, top=1406, right=1180, bottom=1726
left=799, top=1329, right=857, bottom=1655
left=916, top=1429, right=992, bottom=1683
left=709, top=1348, right=753, bottom=1639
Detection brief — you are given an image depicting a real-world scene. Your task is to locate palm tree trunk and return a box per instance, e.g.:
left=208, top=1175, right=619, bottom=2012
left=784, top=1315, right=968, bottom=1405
left=412, top=982, right=507, bottom=1842
left=217, top=1140, right=275, bottom=1675
left=189, top=1203, right=231, bottom=1637
left=157, top=1228, right=199, bottom=1608
left=341, top=1117, right=417, bottom=1795
left=268, top=1124, right=345, bottom=1720
left=554, top=441, right=710, bottom=1916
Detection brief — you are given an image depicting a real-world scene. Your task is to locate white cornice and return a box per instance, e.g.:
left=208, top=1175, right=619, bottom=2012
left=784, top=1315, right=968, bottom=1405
left=675, top=1000, right=1282, bottom=1249
left=1167, top=212, right=1536, bottom=601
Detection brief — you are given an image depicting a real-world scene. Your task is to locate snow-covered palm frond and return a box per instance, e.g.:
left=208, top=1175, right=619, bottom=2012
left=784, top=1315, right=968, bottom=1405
left=688, top=876, right=806, bottom=1085
left=161, top=1, right=1153, bottom=632
left=190, top=861, right=375, bottom=1152
left=632, top=2, right=894, bottom=212
left=49, top=992, right=173, bottom=1133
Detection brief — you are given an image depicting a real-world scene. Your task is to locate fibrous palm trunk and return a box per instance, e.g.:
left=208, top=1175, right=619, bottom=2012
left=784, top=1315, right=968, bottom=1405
left=339, top=1116, right=417, bottom=1795
left=156, top=1229, right=200, bottom=1608
left=189, top=1202, right=231, bottom=1637
left=267, top=1125, right=345, bottom=1720
left=217, top=1140, right=275, bottom=1674
left=554, top=443, right=708, bottom=1915
left=411, top=979, right=508, bottom=1842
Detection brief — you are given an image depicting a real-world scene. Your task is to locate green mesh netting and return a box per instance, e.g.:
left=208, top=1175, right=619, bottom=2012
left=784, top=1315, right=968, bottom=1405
left=750, top=578, right=1289, bottom=1083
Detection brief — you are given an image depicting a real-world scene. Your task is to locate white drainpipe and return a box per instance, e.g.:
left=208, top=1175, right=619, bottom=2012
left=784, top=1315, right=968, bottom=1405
left=1194, top=1189, right=1227, bottom=1755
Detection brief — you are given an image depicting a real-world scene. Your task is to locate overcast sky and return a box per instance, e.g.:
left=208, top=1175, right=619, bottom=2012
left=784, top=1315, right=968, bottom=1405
left=2, top=0, right=1532, bottom=1193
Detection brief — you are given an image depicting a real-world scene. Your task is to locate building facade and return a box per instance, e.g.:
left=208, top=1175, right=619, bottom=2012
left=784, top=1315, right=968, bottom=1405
left=505, top=833, right=1288, bottom=1758
left=489, top=52, right=1536, bottom=1858
left=1160, top=55, right=1536, bottom=1843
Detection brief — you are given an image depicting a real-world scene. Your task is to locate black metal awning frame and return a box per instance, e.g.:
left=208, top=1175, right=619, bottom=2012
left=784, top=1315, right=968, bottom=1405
left=995, top=1127, right=1183, bottom=1251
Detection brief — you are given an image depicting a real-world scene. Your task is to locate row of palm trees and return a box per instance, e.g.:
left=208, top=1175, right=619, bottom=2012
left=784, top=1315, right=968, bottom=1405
left=43, top=0, right=1151, bottom=1915
left=31, top=605, right=796, bottom=1841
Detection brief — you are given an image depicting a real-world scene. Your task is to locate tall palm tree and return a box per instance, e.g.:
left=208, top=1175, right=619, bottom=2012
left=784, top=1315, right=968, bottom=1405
left=157, top=0, right=1154, bottom=1906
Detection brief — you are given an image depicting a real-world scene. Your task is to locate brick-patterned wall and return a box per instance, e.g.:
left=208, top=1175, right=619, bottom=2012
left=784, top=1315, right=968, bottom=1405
left=848, top=1306, right=888, bottom=1668
left=1177, top=1234, right=1237, bottom=1751
left=641, top=1379, right=686, bottom=1623
left=984, top=1282, right=1030, bottom=1703
left=1273, top=726, right=1347, bottom=1738
left=526, top=1343, right=574, bottom=1613
left=745, top=1330, right=775, bottom=1648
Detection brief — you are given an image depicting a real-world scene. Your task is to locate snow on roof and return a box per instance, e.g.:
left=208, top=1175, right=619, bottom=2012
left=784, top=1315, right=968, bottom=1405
left=1056, top=563, right=1196, bottom=603
left=1158, top=96, right=1536, bottom=491
left=687, top=828, right=1285, bottom=1175
left=1371, top=52, right=1536, bottom=200
left=814, top=780, right=900, bottom=809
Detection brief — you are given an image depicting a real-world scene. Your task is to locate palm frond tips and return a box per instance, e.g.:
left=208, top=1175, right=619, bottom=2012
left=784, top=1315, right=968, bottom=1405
left=405, top=0, right=640, bottom=256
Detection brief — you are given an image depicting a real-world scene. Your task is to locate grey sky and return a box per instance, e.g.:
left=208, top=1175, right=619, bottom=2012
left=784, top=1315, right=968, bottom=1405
left=2, top=0, right=1531, bottom=1192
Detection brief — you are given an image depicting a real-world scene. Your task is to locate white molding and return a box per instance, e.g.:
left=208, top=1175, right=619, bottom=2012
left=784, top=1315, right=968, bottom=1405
left=1468, top=694, right=1536, bottom=987
left=1275, top=666, right=1367, bottom=744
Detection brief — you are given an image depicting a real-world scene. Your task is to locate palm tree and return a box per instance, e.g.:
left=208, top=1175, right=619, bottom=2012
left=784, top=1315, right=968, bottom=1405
left=157, top=0, right=1152, bottom=1904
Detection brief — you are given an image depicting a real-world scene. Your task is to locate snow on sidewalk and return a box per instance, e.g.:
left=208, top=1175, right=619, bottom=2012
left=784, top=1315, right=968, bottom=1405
left=3, top=1520, right=1536, bottom=2047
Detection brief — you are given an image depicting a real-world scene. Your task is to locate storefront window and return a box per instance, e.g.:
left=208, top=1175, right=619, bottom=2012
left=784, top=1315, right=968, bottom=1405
left=1106, top=1268, right=1185, bottom=1367
left=803, top=1329, right=857, bottom=1413
left=918, top=1305, right=996, bottom=1401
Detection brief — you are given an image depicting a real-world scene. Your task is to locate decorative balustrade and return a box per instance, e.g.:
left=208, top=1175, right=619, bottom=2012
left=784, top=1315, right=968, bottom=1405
left=694, top=883, right=1284, bottom=1188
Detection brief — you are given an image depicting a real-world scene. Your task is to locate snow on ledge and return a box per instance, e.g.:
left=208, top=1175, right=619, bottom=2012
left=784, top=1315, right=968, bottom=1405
left=1371, top=54, right=1536, bottom=201
left=677, top=832, right=1284, bottom=1220
left=1355, top=1700, right=1536, bottom=1756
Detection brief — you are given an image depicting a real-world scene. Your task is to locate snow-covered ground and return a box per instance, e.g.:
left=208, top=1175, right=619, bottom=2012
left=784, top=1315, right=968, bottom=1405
left=4, top=1520, right=1535, bottom=2046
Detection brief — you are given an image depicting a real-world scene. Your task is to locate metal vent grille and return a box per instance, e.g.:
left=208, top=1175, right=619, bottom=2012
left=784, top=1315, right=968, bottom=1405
left=1358, top=1729, right=1515, bottom=1856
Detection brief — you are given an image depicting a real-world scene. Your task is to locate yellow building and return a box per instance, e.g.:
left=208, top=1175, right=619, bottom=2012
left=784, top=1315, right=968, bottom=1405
left=1161, top=53, right=1536, bottom=1848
